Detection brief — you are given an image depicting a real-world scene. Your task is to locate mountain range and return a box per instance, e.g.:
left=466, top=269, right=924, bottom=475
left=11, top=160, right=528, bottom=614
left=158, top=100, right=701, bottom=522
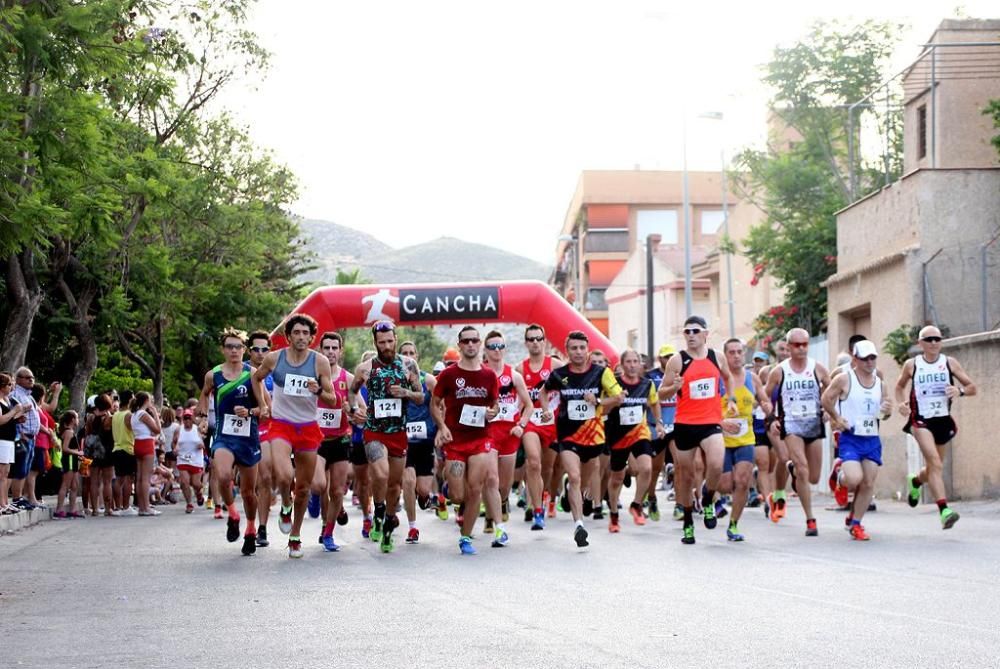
left=297, top=218, right=551, bottom=286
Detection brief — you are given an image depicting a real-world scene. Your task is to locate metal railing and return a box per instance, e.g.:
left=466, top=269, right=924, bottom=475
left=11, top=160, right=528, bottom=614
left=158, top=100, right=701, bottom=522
left=922, top=229, right=1000, bottom=337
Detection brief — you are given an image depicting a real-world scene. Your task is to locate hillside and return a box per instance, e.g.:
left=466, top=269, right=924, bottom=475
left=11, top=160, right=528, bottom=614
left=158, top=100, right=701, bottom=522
left=297, top=219, right=550, bottom=285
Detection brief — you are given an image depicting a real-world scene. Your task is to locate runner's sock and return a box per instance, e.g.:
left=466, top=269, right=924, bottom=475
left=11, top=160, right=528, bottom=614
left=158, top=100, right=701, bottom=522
left=773, top=489, right=786, bottom=501
left=228, top=505, right=240, bottom=521
left=409, top=521, right=416, bottom=529
left=936, top=498, right=949, bottom=512
left=374, top=501, right=386, bottom=522
left=323, top=519, right=335, bottom=535
left=683, top=506, right=693, bottom=526
left=701, top=487, right=715, bottom=510
left=534, top=506, right=543, bottom=515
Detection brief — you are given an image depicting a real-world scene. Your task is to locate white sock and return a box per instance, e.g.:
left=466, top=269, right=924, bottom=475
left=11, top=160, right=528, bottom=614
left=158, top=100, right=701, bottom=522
left=409, top=521, right=416, bottom=529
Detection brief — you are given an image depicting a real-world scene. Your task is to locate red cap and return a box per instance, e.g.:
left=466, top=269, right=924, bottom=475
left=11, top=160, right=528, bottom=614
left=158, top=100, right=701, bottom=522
left=182, top=409, right=194, bottom=418
left=442, top=347, right=460, bottom=363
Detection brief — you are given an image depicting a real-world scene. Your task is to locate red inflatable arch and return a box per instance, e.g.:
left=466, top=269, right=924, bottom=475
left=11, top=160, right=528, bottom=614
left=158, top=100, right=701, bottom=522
left=270, top=280, right=619, bottom=365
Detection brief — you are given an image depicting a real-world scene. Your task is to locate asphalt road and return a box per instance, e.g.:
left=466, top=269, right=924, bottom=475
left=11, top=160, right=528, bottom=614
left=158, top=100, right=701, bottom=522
left=3, top=493, right=1000, bottom=669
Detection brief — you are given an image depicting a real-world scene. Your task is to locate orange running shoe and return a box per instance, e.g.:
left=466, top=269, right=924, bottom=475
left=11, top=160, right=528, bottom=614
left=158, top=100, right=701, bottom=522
left=849, top=523, right=870, bottom=541
left=608, top=516, right=621, bottom=533
left=628, top=502, right=647, bottom=526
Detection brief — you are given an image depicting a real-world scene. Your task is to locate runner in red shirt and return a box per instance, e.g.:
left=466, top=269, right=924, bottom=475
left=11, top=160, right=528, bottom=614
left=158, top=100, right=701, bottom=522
left=660, top=316, right=738, bottom=545
left=519, top=323, right=565, bottom=529
left=432, top=326, right=502, bottom=555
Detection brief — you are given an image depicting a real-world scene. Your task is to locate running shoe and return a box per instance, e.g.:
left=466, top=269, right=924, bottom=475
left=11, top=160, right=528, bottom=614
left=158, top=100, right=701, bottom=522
left=703, top=504, right=717, bottom=530
left=593, top=505, right=604, bottom=521
left=941, top=507, right=960, bottom=529
left=213, top=507, right=223, bottom=520
left=559, top=493, right=570, bottom=514
left=623, top=472, right=632, bottom=489
left=256, top=525, right=269, bottom=547
left=417, top=494, right=430, bottom=511
left=681, top=525, right=695, bottom=545
left=278, top=506, right=292, bottom=534
left=828, top=458, right=842, bottom=493
left=763, top=500, right=770, bottom=519
left=547, top=499, right=557, bottom=518
left=138, top=508, right=162, bottom=516
left=574, top=525, right=589, bottom=547
left=53, top=510, right=68, bottom=519
left=582, top=497, right=593, bottom=517
left=287, top=538, right=303, bottom=558
left=531, top=511, right=545, bottom=531
left=206, top=498, right=214, bottom=510
left=726, top=522, right=744, bottom=542
left=628, top=502, right=646, bottom=526
left=478, top=501, right=486, bottom=518
left=805, top=519, right=818, bottom=536
left=226, top=515, right=240, bottom=542
left=436, top=497, right=449, bottom=521
left=523, top=507, right=533, bottom=522
left=491, top=528, right=510, bottom=548
left=714, top=499, right=728, bottom=520
left=196, top=491, right=205, bottom=506
left=322, top=534, right=340, bottom=552
left=845, top=514, right=853, bottom=531
left=484, top=518, right=494, bottom=535
left=747, top=489, right=761, bottom=507
left=69, top=511, right=84, bottom=518
left=380, top=515, right=397, bottom=553
left=370, top=517, right=383, bottom=543
left=849, top=524, right=870, bottom=541
left=185, top=503, right=194, bottom=514
left=406, top=527, right=420, bottom=544
left=834, top=475, right=849, bottom=508
left=608, top=515, right=621, bottom=533
left=241, top=534, right=257, bottom=556
left=307, top=493, right=320, bottom=519
left=672, top=504, right=683, bottom=521
left=362, top=517, right=372, bottom=539
left=501, top=499, right=509, bottom=523
left=648, top=498, right=661, bottom=522
left=907, top=475, right=921, bottom=508
left=459, top=536, right=476, bottom=555
left=337, top=507, right=349, bottom=526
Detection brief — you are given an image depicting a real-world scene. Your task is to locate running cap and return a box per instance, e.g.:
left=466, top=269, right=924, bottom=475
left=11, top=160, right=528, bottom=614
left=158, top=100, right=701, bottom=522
left=442, top=347, right=460, bottom=363
left=853, top=340, right=878, bottom=358
left=752, top=351, right=769, bottom=362
left=432, top=361, right=446, bottom=373
left=683, top=315, right=708, bottom=329
left=182, top=409, right=195, bottom=418
left=658, top=344, right=677, bottom=357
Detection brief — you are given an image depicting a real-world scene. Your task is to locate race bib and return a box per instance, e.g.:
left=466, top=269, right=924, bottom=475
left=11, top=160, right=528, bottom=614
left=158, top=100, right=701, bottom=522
left=567, top=400, right=596, bottom=421
left=283, top=374, right=313, bottom=397
left=178, top=451, right=196, bottom=465
left=787, top=400, right=816, bottom=419
left=406, top=422, right=428, bottom=440
left=854, top=417, right=878, bottom=437
left=494, top=401, right=517, bottom=423
left=459, top=404, right=486, bottom=428
left=917, top=395, right=949, bottom=419
left=317, top=408, right=342, bottom=429
left=221, top=414, right=251, bottom=437
left=530, top=408, right=554, bottom=426
left=689, top=378, right=716, bottom=400
left=374, top=398, right=402, bottom=419
left=619, top=405, right=643, bottom=426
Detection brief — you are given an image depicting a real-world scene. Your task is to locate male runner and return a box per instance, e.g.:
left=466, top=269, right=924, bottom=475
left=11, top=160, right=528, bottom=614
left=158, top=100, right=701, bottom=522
left=647, top=344, right=680, bottom=521
left=483, top=330, right=533, bottom=531
left=432, top=326, right=503, bottom=554
left=829, top=334, right=881, bottom=508
left=399, top=340, right=437, bottom=544
left=718, top=338, right=771, bottom=542
left=540, top=330, right=624, bottom=547
left=660, top=316, right=738, bottom=545
left=605, top=349, right=665, bottom=532
left=823, top=340, right=892, bottom=540
left=246, top=331, right=274, bottom=547
left=750, top=351, right=771, bottom=510
left=764, top=328, right=831, bottom=536
left=895, top=325, right=977, bottom=529
left=252, top=314, right=336, bottom=558
left=197, top=328, right=267, bottom=556
left=519, top=324, right=565, bottom=529
left=760, top=339, right=792, bottom=521
left=315, top=332, right=353, bottom=552
left=349, top=321, right=424, bottom=554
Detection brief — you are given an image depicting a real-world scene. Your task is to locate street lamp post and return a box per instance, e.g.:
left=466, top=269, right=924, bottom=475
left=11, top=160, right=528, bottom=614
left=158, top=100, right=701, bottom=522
left=698, top=111, right=735, bottom=338
left=681, top=113, right=693, bottom=318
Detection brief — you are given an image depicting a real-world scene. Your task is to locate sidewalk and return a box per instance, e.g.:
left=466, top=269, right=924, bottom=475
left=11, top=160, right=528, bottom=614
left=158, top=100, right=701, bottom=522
left=0, top=503, right=53, bottom=535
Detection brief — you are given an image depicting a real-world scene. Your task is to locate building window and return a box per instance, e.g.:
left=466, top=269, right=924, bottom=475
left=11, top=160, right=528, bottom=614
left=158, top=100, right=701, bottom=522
left=917, top=104, right=927, bottom=159
left=701, top=210, right=725, bottom=235
left=585, top=287, right=607, bottom=311
left=583, top=230, right=629, bottom=253
left=636, top=209, right=678, bottom=245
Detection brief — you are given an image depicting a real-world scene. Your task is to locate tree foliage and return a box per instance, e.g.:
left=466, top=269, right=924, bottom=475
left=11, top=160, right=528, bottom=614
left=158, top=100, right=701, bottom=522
left=986, top=99, right=1000, bottom=158
left=1, top=1, right=310, bottom=411
left=732, top=20, right=903, bottom=338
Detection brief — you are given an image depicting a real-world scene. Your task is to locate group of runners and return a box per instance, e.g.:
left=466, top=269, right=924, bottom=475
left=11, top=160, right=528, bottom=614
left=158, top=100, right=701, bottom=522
left=181, top=314, right=976, bottom=557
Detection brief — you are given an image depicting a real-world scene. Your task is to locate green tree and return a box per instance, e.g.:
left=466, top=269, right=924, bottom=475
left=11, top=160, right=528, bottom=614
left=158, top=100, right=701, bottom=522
left=985, top=99, right=1000, bottom=157
left=732, top=20, right=903, bottom=338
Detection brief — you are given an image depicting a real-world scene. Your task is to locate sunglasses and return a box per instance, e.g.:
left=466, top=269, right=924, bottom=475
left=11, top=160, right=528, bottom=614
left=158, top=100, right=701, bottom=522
left=249, top=346, right=270, bottom=353
left=921, top=336, right=942, bottom=343
left=525, top=336, right=545, bottom=343
left=790, top=342, right=809, bottom=349
left=485, top=342, right=505, bottom=351
left=372, top=321, right=395, bottom=333
left=459, top=337, right=480, bottom=345
left=223, top=343, right=244, bottom=350
left=859, top=355, right=877, bottom=362
left=682, top=328, right=703, bottom=335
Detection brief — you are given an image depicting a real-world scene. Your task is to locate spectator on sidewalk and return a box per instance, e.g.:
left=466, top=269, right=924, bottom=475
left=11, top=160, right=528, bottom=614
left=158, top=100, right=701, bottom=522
left=9, top=367, right=41, bottom=509
left=55, top=410, right=84, bottom=518
left=1, top=373, right=30, bottom=515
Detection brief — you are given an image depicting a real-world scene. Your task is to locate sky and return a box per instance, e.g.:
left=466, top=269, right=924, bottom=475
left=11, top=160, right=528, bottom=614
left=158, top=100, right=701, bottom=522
left=221, top=1, right=996, bottom=263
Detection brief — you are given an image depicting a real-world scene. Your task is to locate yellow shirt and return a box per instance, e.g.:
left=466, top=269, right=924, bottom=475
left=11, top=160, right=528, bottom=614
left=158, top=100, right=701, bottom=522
left=722, top=370, right=756, bottom=448
left=111, top=410, right=135, bottom=455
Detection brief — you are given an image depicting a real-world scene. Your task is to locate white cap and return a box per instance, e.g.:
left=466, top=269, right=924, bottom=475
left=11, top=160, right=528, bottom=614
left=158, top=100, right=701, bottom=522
left=432, top=361, right=446, bottom=373
left=853, top=340, right=878, bottom=358
left=86, top=394, right=97, bottom=409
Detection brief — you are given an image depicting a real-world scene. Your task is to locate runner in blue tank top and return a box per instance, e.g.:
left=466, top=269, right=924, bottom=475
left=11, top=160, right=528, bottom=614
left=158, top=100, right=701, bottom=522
left=197, top=328, right=269, bottom=557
